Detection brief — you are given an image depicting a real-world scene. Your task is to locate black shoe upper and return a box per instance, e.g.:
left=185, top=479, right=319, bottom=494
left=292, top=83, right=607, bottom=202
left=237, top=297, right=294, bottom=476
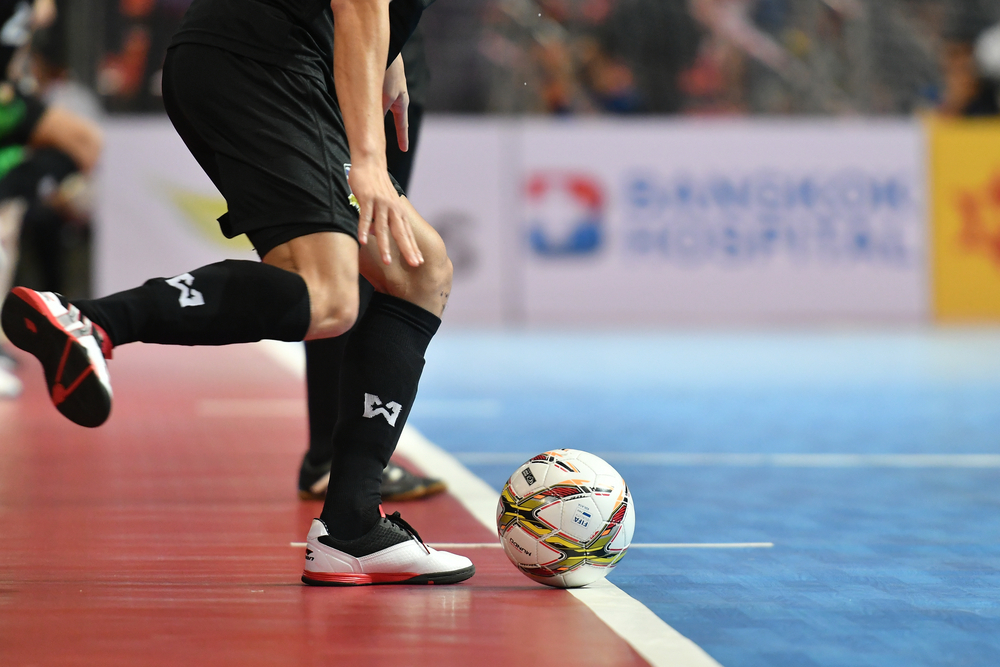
left=317, top=512, right=425, bottom=558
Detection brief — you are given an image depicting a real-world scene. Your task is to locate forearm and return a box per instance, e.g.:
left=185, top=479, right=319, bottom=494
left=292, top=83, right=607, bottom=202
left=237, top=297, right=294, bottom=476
left=331, top=0, right=390, bottom=167
left=29, top=107, right=103, bottom=173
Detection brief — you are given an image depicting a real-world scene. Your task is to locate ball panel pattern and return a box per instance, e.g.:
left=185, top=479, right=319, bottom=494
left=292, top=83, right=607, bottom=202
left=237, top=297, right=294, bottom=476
left=497, top=449, right=635, bottom=589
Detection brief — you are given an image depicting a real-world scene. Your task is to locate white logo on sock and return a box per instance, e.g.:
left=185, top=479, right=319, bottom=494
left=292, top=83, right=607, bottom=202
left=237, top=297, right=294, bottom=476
left=363, top=393, right=402, bottom=426
left=165, top=273, right=205, bottom=308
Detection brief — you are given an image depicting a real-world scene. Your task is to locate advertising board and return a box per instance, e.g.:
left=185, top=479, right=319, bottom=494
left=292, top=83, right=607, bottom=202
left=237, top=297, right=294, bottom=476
left=929, top=118, right=1000, bottom=321
left=97, top=117, right=929, bottom=326
left=517, top=119, right=928, bottom=325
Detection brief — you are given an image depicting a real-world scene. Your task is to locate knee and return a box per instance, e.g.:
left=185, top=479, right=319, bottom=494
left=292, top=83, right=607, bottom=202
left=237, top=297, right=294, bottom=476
left=393, top=236, right=453, bottom=313
left=419, top=240, right=453, bottom=298
left=305, top=281, right=359, bottom=340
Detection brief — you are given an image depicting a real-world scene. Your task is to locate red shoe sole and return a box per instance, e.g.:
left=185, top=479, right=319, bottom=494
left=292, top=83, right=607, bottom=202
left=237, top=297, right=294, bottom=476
left=301, top=564, right=475, bottom=587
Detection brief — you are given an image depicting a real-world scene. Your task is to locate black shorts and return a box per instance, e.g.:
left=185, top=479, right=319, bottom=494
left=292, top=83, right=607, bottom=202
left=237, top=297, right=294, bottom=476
left=162, top=43, right=404, bottom=258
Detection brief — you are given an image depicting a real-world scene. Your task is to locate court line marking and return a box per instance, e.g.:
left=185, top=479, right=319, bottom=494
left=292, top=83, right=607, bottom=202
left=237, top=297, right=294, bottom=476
left=396, top=426, right=723, bottom=667
left=290, top=542, right=773, bottom=550
left=455, top=452, right=1000, bottom=468
left=197, top=397, right=501, bottom=419
left=258, top=340, right=723, bottom=667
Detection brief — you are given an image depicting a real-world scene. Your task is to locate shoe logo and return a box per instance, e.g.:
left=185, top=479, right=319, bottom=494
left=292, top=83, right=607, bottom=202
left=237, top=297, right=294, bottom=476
left=363, top=393, right=402, bottom=426
left=305, top=548, right=314, bottom=562
left=165, top=273, right=205, bottom=308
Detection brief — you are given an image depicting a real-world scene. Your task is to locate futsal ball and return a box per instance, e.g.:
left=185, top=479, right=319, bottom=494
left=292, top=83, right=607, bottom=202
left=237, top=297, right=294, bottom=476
left=496, top=449, right=635, bottom=588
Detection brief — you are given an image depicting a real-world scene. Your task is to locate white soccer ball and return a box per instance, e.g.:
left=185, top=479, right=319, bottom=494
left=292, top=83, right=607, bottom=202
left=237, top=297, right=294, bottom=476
left=496, top=449, right=635, bottom=588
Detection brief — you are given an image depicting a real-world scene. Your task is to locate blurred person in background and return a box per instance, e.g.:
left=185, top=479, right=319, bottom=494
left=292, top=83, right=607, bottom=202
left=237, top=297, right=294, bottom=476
left=12, top=13, right=105, bottom=299
left=99, top=0, right=190, bottom=112
left=595, top=0, right=699, bottom=113
left=481, top=0, right=696, bottom=114
left=940, top=3, right=1000, bottom=117
left=0, top=0, right=103, bottom=398
left=974, top=23, right=1000, bottom=115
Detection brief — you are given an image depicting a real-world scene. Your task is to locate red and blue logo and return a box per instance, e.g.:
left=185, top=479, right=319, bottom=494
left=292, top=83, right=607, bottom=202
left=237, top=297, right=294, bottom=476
left=525, top=172, right=605, bottom=256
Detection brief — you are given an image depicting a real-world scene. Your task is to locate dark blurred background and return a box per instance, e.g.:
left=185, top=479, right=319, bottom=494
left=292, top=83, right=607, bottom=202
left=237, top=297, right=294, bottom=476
left=40, top=0, right=1000, bottom=117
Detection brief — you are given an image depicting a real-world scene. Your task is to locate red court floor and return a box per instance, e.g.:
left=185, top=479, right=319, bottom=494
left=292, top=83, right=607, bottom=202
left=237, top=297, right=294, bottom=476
left=0, top=343, right=648, bottom=666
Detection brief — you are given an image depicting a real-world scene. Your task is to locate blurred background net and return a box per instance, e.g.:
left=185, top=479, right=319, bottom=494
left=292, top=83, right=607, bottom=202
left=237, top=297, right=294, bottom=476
left=43, top=0, right=1000, bottom=116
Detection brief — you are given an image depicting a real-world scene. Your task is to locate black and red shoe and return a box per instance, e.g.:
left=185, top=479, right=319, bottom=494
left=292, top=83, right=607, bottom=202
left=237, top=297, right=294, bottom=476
left=1, top=288, right=113, bottom=427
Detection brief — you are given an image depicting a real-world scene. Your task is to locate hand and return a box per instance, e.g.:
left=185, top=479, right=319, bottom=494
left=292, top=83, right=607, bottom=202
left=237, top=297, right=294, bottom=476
left=350, top=159, right=423, bottom=267
left=382, top=54, right=409, bottom=152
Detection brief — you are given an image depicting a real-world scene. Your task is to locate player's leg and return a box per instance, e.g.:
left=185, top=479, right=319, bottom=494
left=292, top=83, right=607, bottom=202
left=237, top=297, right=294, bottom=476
left=298, top=102, right=444, bottom=503
left=0, top=45, right=356, bottom=427
left=298, top=199, right=471, bottom=586
left=298, top=275, right=373, bottom=498
left=313, top=196, right=449, bottom=537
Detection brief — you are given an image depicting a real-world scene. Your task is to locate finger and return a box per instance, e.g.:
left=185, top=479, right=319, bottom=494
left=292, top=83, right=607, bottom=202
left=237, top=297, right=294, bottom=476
left=357, top=198, right=373, bottom=245
left=390, top=206, right=423, bottom=267
left=374, top=200, right=393, bottom=265
left=394, top=101, right=409, bottom=152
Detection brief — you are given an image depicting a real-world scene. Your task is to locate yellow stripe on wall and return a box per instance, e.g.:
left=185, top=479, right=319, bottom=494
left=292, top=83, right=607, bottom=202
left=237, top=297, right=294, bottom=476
left=930, top=117, right=1000, bottom=321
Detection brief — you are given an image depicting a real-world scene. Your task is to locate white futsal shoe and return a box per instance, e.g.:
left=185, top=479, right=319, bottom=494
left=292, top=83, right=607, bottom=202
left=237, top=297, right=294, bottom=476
left=302, top=511, right=475, bottom=586
left=0, top=287, right=113, bottom=427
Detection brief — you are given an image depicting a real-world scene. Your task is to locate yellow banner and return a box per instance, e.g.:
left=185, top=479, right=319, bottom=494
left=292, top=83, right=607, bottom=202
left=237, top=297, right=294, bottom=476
left=930, top=118, right=1000, bottom=321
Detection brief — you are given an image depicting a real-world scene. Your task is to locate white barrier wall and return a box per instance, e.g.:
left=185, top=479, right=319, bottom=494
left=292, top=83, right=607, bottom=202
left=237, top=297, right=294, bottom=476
left=96, top=118, right=257, bottom=299
left=98, top=117, right=929, bottom=326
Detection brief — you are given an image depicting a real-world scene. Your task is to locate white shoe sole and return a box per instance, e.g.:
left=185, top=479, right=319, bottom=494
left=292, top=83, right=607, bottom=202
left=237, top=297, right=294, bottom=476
left=301, top=518, right=475, bottom=586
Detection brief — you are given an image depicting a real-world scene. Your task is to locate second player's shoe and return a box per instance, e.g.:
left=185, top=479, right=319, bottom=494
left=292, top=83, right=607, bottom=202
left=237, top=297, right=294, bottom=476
left=0, top=287, right=113, bottom=427
left=302, top=511, right=475, bottom=586
left=299, top=456, right=447, bottom=502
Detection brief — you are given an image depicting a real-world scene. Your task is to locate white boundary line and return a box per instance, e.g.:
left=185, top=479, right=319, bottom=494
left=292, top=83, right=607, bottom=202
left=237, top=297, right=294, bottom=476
left=455, top=451, right=1000, bottom=468
left=396, top=426, right=723, bottom=667
left=258, top=341, right=722, bottom=667
left=289, top=542, right=774, bottom=550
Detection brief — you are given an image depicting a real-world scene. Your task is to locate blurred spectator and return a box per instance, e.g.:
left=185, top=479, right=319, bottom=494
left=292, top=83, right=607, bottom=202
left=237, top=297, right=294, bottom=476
left=480, top=0, right=696, bottom=114
left=41, top=0, right=1000, bottom=116
left=0, top=0, right=101, bottom=397
left=99, top=0, right=190, bottom=112
left=595, top=0, right=699, bottom=113
left=939, top=3, right=1000, bottom=117
left=1, top=4, right=102, bottom=302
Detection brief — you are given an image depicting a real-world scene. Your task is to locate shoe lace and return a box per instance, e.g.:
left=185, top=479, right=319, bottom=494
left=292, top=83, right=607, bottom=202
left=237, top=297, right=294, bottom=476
left=385, top=511, right=429, bottom=554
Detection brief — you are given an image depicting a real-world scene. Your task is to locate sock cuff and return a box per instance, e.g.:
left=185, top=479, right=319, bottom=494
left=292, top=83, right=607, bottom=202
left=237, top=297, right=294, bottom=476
left=368, top=292, right=441, bottom=339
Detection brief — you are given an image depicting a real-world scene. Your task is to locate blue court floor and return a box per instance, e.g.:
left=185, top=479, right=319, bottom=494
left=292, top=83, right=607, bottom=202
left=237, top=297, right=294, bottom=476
left=410, top=329, right=1000, bottom=667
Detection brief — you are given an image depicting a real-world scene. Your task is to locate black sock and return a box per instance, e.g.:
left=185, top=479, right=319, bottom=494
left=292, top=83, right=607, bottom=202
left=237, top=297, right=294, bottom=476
left=320, top=292, right=440, bottom=539
left=75, top=260, right=310, bottom=347
left=301, top=277, right=375, bottom=476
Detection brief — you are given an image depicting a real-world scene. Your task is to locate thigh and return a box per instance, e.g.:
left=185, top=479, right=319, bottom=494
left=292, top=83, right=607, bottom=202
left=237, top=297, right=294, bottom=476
left=162, top=44, right=359, bottom=242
